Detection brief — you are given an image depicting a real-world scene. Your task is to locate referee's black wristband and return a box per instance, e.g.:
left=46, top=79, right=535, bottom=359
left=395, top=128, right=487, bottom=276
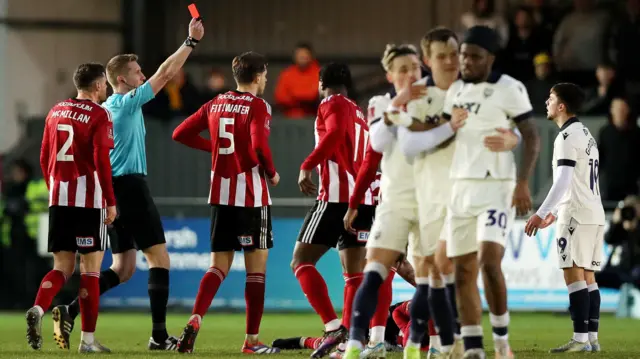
left=184, top=37, right=199, bottom=49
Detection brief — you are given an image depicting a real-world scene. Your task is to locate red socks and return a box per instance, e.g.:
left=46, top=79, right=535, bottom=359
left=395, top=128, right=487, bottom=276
left=341, top=272, right=363, bottom=329
left=192, top=267, right=226, bottom=317
left=294, top=264, right=338, bottom=325
left=34, top=269, right=67, bottom=312
left=428, top=318, right=438, bottom=337
left=371, top=270, right=395, bottom=327
left=79, top=272, right=100, bottom=332
left=304, top=337, right=322, bottom=349
left=245, top=273, right=265, bottom=335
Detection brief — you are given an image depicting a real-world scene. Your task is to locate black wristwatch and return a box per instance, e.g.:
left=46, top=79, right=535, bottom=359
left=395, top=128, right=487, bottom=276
left=184, top=36, right=199, bottom=49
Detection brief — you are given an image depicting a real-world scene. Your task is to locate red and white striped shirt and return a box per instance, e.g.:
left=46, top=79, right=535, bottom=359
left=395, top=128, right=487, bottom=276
left=300, top=94, right=372, bottom=204
left=41, top=98, right=115, bottom=209
left=173, top=90, right=276, bottom=207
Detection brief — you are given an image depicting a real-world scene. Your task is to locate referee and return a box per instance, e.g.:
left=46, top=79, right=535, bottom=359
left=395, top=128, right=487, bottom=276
left=51, top=18, right=204, bottom=351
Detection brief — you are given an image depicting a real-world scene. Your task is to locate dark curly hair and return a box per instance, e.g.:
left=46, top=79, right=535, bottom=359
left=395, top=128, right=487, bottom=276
left=319, top=62, right=352, bottom=90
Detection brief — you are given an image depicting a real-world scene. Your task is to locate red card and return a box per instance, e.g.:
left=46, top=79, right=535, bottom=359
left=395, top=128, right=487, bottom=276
left=188, top=3, right=200, bottom=19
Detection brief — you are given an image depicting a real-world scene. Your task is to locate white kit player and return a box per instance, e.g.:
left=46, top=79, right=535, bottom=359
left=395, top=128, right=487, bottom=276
left=342, top=44, right=465, bottom=359
left=389, top=27, right=522, bottom=359
left=525, top=83, right=604, bottom=354
left=442, top=26, right=540, bottom=359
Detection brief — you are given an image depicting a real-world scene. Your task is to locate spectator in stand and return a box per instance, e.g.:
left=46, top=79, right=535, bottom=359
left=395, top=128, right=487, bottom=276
left=526, top=53, right=556, bottom=115
left=582, top=62, right=623, bottom=115
left=275, top=43, right=321, bottom=119
left=527, top=0, right=560, bottom=35
left=552, top=0, right=611, bottom=86
left=598, top=97, right=640, bottom=202
left=502, top=6, right=551, bottom=82
left=610, top=0, right=640, bottom=104
left=597, top=195, right=640, bottom=290
left=202, top=68, right=229, bottom=100
left=144, top=68, right=202, bottom=121
left=460, top=0, right=509, bottom=48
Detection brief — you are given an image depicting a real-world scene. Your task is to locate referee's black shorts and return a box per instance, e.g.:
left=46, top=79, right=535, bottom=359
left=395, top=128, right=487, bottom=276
left=108, top=174, right=166, bottom=254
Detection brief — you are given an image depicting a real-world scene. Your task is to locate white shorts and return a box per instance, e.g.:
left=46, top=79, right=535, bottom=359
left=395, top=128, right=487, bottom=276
left=446, top=179, right=515, bottom=257
left=417, top=203, right=447, bottom=256
left=367, top=201, right=421, bottom=256
left=556, top=218, right=604, bottom=271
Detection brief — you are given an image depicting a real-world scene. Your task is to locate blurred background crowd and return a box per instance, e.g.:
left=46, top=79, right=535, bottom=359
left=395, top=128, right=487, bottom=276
left=1, top=0, right=639, bottom=313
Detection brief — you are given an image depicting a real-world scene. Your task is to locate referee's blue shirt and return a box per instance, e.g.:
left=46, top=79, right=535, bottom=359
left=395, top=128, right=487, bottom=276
left=105, top=82, right=155, bottom=176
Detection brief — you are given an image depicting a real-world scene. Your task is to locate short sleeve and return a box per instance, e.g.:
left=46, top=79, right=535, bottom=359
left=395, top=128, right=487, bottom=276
left=121, top=81, right=155, bottom=112
left=555, top=136, right=577, bottom=167
left=503, top=81, right=533, bottom=122
left=442, top=81, right=460, bottom=120
left=367, top=96, right=390, bottom=125
left=93, top=109, right=115, bottom=149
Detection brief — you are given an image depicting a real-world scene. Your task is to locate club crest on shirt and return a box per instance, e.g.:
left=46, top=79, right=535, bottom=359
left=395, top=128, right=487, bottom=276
left=76, top=237, right=94, bottom=248
left=483, top=88, right=494, bottom=98
left=238, top=235, right=253, bottom=247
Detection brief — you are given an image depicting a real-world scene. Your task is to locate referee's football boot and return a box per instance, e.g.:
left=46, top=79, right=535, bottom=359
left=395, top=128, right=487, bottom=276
left=149, top=335, right=179, bottom=350
left=52, top=305, right=74, bottom=350
left=25, top=307, right=43, bottom=350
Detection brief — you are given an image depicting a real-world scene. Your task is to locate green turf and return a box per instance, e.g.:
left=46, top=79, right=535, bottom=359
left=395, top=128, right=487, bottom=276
left=0, top=312, right=638, bottom=358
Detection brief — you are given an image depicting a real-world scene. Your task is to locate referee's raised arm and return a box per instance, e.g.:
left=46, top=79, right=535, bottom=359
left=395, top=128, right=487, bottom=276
left=147, top=18, right=204, bottom=94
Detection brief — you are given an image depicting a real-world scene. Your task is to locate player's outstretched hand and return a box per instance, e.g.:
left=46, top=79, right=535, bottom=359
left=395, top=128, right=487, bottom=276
left=484, top=128, right=518, bottom=152
left=188, top=18, right=204, bottom=41
left=105, top=205, right=117, bottom=225
left=343, top=208, right=359, bottom=234
left=450, top=108, right=468, bottom=131
left=512, top=181, right=532, bottom=216
left=298, top=169, right=317, bottom=196
left=269, top=172, right=280, bottom=186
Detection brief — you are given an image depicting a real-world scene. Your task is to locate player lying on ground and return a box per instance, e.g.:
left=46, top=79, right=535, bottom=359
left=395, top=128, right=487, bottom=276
left=525, top=83, right=603, bottom=353
left=27, top=63, right=116, bottom=353
left=426, top=25, right=540, bottom=359
left=273, top=258, right=417, bottom=358
left=342, top=43, right=466, bottom=359
left=292, top=62, right=377, bottom=359
left=51, top=18, right=204, bottom=352
left=172, top=51, right=280, bottom=354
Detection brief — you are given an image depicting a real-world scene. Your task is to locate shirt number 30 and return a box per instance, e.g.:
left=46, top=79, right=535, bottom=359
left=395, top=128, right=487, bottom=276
left=486, top=209, right=508, bottom=229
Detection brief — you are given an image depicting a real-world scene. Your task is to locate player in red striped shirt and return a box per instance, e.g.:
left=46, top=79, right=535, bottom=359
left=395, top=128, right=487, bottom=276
left=26, top=63, right=116, bottom=353
left=292, top=63, right=377, bottom=358
left=172, top=52, right=280, bottom=355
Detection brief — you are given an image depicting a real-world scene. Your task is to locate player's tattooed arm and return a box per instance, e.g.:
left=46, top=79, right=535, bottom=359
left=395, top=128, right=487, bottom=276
left=514, top=117, right=541, bottom=215
left=515, top=117, right=541, bottom=181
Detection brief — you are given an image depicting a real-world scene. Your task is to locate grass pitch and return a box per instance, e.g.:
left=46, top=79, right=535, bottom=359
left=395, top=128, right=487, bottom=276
left=0, top=312, right=638, bottom=358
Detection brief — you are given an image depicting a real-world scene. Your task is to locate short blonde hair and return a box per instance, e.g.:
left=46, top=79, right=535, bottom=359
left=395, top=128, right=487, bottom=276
left=381, top=44, right=418, bottom=72
left=106, top=54, right=138, bottom=87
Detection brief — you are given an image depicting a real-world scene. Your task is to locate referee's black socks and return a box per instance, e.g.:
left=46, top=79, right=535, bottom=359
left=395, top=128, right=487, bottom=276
left=149, top=267, right=170, bottom=342
left=68, top=268, right=121, bottom=319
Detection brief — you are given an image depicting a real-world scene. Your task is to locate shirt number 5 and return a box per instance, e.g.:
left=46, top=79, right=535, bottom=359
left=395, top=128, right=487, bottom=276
left=219, top=117, right=235, bottom=155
